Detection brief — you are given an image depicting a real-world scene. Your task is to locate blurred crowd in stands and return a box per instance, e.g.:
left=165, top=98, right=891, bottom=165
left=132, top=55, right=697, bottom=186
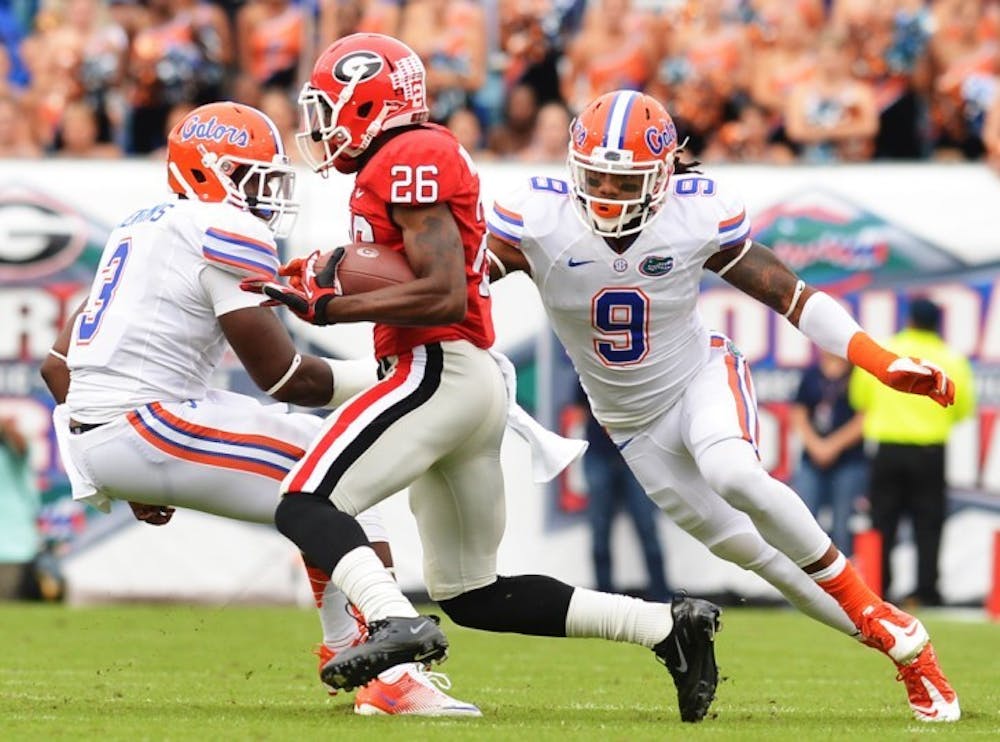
left=3, top=0, right=1000, bottom=166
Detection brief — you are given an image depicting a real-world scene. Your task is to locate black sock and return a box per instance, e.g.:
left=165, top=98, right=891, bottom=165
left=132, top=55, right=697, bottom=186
left=438, top=575, right=575, bottom=636
left=274, top=492, right=369, bottom=575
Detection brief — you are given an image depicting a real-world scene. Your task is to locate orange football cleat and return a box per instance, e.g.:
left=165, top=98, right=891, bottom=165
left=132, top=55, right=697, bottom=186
left=896, top=644, right=961, bottom=722
left=858, top=602, right=928, bottom=664
left=314, top=644, right=341, bottom=696
left=859, top=602, right=960, bottom=722
left=353, top=663, right=482, bottom=717
left=314, top=603, right=370, bottom=695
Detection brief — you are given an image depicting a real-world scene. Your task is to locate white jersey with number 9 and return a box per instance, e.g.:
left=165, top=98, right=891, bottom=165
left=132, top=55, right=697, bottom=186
left=486, top=172, right=751, bottom=433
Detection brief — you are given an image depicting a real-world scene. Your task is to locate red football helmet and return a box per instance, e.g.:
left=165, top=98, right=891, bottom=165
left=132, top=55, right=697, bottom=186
left=296, top=33, right=429, bottom=174
left=568, top=90, right=677, bottom=237
left=167, top=101, right=299, bottom=237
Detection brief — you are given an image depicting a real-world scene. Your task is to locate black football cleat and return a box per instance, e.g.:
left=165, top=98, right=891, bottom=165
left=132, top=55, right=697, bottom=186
left=320, top=614, right=449, bottom=691
left=653, top=594, right=722, bottom=723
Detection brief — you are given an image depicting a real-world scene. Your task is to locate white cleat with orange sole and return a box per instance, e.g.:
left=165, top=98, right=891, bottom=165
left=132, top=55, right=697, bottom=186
left=317, top=646, right=481, bottom=716
left=353, top=663, right=482, bottom=717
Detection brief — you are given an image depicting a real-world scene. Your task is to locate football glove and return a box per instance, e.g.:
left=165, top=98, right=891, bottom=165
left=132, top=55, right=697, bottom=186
left=240, top=248, right=344, bottom=325
left=848, top=333, right=956, bottom=408
left=128, top=501, right=175, bottom=526
left=884, top=356, right=955, bottom=407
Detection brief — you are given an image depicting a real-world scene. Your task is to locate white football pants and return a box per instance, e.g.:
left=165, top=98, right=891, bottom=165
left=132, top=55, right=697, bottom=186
left=56, top=389, right=386, bottom=538
left=613, top=334, right=857, bottom=636
left=282, top=340, right=510, bottom=601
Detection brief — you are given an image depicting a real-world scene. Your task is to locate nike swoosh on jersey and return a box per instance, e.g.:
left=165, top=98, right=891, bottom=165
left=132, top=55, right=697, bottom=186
left=567, top=257, right=595, bottom=267
left=354, top=188, right=364, bottom=199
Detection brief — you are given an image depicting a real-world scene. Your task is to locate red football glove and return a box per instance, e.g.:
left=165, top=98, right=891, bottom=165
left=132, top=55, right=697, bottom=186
left=278, top=256, right=306, bottom=291
left=280, top=248, right=344, bottom=294
left=248, top=256, right=307, bottom=307
left=240, top=249, right=344, bottom=325
left=884, top=357, right=955, bottom=407
left=848, top=333, right=955, bottom=408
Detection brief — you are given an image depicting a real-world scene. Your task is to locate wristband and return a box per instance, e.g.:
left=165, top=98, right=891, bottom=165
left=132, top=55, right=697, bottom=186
left=715, top=239, right=751, bottom=277
left=48, top=348, right=68, bottom=362
left=313, top=294, right=335, bottom=325
left=266, top=353, right=302, bottom=396
left=783, top=280, right=806, bottom=318
left=486, top=249, right=508, bottom=278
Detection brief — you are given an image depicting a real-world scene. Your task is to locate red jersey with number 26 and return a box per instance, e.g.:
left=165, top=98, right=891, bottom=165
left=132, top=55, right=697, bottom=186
left=350, top=123, right=494, bottom=359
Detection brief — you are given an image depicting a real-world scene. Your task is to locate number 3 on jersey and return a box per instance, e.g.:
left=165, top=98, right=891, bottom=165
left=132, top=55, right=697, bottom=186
left=76, top=238, right=130, bottom=344
left=592, top=288, right=650, bottom=365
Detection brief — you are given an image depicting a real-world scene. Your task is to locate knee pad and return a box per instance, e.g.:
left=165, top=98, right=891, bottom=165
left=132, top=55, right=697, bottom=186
left=274, top=491, right=329, bottom=536
left=274, top=492, right=368, bottom=575
left=704, top=530, right=774, bottom=571
left=439, top=575, right=573, bottom=636
left=701, top=448, right=777, bottom=516
left=438, top=586, right=491, bottom=630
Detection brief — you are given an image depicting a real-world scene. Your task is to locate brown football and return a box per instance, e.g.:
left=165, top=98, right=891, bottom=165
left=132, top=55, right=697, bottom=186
left=322, top=243, right=415, bottom=295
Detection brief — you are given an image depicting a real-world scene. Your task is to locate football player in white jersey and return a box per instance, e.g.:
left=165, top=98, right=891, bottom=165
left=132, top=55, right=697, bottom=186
left=39, top=101, right=480, bottom=716
left=484, top=89, right=961, bottom=723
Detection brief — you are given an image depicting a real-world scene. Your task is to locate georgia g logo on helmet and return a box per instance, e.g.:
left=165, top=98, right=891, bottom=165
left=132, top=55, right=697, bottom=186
left=332, top=51, right=384, bottom=84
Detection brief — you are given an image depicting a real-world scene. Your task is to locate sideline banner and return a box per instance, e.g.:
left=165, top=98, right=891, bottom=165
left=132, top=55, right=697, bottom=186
left=3, top=160, right=1000, bottom=560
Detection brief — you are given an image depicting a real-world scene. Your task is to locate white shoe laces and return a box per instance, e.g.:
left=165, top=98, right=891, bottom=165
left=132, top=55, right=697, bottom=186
left=409, top=664, right=453, bottom=692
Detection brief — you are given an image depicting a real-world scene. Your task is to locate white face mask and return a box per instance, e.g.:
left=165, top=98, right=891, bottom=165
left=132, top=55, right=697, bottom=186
left=219, top=154, right=300, bottom=238
left=568, top=147, right=672, bottom=238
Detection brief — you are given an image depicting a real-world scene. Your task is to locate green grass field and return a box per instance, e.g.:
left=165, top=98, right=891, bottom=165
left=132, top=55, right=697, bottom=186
left=1, top=603, right=998, bottom=740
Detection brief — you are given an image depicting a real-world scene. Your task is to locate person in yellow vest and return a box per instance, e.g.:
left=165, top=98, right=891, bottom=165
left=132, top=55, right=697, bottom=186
left=849, top=297, right=976, bottom=607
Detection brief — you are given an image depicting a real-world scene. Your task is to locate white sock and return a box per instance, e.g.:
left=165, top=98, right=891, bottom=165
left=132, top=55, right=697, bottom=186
left=565, top=588, right=672, bottom=648
left=320, top=589, right=365, bottom=652
left=809, top=552, right=847, bottom=583
left=331, top=546, right=418, bottom=621
left=303, top=562, right=363, bottom=650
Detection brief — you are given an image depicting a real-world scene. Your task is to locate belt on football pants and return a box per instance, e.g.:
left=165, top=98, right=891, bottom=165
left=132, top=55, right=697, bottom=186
left=68, top=419, right=107, bottom=435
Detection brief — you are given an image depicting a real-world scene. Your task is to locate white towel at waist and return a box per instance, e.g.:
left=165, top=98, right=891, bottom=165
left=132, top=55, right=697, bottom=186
left=490, top=349, right=588, bottom=483
left=51, top=403, right=110, bottom=513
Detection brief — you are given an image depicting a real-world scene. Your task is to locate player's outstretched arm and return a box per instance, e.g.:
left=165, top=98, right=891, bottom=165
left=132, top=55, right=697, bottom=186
left=705, top=240, right=955, bottom=407
left=485, top=234, right=532, bottom=280
left=219, top=306, right=337, bottom=406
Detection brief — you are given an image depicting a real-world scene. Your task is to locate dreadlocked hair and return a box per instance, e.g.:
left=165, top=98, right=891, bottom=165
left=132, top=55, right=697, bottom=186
left=673, top=155, right=702, bottom=175
left=671, top=135, right=701, bottom=175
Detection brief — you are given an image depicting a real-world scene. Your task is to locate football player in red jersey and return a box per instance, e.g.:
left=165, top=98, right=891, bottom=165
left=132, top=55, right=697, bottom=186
left=242, top=33, right=723, bottom=723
